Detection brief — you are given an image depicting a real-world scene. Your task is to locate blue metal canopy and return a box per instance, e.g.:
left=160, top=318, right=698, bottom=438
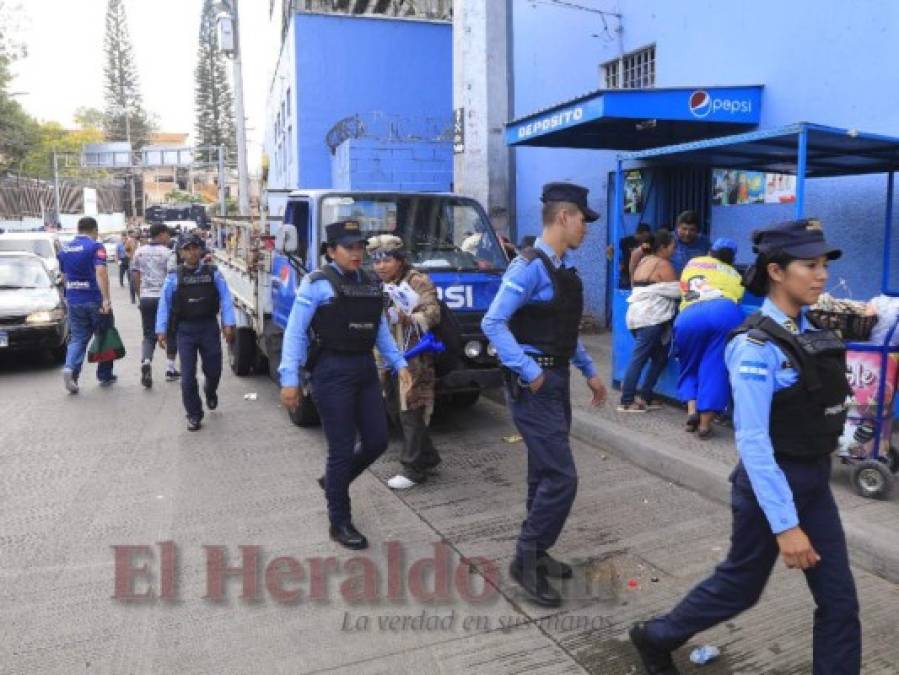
left=620, top=123, right=899, bottom=178
left=506, top=86, right=763, bottom=150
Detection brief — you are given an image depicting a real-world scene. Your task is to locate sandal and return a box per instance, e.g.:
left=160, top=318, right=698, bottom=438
left=685, top=414, right=700, bottom=432
left=697, top=427, right=714, bottom=439
left=617, top=402, right=647, bottom=413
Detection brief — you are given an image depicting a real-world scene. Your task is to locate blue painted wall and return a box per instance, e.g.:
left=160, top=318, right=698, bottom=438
left=266, top=14, right=451, bottom=192
left=332, top=137, right=452, bottom=192
left=512, top=0, right=899, bottom=318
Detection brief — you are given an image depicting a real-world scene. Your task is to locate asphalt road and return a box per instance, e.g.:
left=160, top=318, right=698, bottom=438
left=2, top=273, right=898, bottom=674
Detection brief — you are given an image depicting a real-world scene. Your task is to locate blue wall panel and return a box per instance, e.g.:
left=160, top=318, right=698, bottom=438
left=294, top=14, right=452, bottom=190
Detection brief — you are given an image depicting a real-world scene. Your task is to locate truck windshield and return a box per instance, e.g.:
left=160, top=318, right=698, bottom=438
left=321, top=195, right=508, bottom=271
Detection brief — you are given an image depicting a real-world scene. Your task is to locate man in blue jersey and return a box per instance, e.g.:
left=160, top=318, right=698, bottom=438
left=57, top=216, right=115, bottom=393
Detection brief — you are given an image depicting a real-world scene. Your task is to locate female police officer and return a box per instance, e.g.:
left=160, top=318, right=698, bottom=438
left=630, top=219, right=860, bottom=675
left=278, top=220, right=412, bottom=550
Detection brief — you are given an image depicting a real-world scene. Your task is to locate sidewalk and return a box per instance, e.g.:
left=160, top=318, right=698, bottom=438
left=496, top=332, right=899, bottom=584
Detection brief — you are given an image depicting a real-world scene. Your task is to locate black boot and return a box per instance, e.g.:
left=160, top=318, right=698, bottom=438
left=629, top=622, right=679, bottom=675
left=187, top=415, right=202, bottom=431
left=205, top=389, right=218, bottom=411
left=537, top=550, right=573, bottom=579
left=329, top=523, right=368, bottom=550
left=508, top=557, right=561, bottom=607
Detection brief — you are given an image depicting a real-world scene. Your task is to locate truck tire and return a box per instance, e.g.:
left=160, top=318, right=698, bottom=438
left=450, top=391, right=480, bottom=409
left=229, top=327, right=256, bottom=376
left=288, top=393, right=320, bottom=427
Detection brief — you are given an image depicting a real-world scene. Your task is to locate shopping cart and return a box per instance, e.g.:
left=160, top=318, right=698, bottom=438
left=841, top=313, right=899, bottom=499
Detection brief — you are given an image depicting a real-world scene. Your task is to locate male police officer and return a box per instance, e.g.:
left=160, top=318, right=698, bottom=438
left=279, top=220, right=411, bottom=550
left=630, top=220, right=859, bottom=675
left=482, top=182, right=607, bottom=606
left=156, top=235, right=236, bottom=431
left=58, top=216, right=116, bottom=392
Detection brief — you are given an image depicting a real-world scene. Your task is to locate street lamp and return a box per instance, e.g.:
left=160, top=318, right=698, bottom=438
left=215, top=0, right=250, bottom=217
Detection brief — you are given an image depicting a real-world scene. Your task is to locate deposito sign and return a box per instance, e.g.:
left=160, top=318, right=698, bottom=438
left=507, top=86, right=762, bottom=145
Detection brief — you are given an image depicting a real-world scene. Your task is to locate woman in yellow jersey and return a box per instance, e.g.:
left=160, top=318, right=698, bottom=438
left=674, top=238, right=745, bottom=437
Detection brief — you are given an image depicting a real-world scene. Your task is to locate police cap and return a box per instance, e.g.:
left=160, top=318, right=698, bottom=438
left=541, top=182, right=600, bottom=223
left=324, top=219, right=366, bottom=247
left=751, top=218, right=841, bottom=260
left=179, top=234, right=204, bottom=249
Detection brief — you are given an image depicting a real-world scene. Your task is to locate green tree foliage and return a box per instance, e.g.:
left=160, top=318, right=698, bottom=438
left=194, top=0, right=236, bottom=164
left=19, top=117, right=105, bottom=179
left=0, top=1, right=38, bottom=172
left=102, top=0, right=153, bottom=148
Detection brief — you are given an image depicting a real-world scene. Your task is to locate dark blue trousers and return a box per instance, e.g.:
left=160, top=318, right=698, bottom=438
left=507, top=367, right=577, bottom=562
left=176, top=318, right=222, bottom=419
left=647, top=457, right=860, bottom=674
left=620, top=322, right=671, bottom=405
left=311, top=352, right=389, bottom=528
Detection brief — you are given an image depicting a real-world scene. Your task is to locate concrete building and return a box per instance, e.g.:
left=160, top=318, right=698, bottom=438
left=264, top=9, right=453, bottom=198
left=456, top=0, right=899, bottom=322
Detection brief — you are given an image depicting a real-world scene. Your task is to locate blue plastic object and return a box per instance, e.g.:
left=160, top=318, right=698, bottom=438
left=403, top=331, right=446, bottom=360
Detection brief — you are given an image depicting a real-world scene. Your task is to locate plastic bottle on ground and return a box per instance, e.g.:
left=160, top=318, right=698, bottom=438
left=689, top=645, right=720, bottom=665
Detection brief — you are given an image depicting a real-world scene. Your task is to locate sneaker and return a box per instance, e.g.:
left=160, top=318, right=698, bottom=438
left=387, top=474, right=421, bottom=490
left=141, top=361, right=153, bottom=388
left=616, top=402, right=647, bottom=413
left=629, top=622, right=679, bottom=675
left=99, top=375, right=118, bottom=387
left=63, top=369, right=79, bottom=394
left=165, top=369, right=180, bottom=381
left=187, top=416, right=202, bottom=431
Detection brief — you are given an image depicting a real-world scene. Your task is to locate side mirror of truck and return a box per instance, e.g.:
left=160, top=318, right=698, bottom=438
left=278, top=223, right=300, bottom=255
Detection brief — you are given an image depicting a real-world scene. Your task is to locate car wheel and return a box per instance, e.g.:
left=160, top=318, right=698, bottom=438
left=229, top=327, right=255, bottom=376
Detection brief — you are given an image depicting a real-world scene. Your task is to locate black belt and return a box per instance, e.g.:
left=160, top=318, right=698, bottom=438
left=530, top=354, right=567, bottom=369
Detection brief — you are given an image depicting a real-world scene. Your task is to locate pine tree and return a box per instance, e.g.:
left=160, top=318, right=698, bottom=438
left=194, top=0, right=236, bottom=164
left=102, top=0, right=152, bottom=148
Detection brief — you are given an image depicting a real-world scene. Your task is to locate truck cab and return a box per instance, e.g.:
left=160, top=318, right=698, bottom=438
left=225, top=189, right=508, bottom=426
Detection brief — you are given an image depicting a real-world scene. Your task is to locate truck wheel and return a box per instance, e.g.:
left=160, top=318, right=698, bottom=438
left=450, top=391, right=480, bottom=409
left=288, top=393, right=320, bottom=427
left=851, top=460, right=893, bottom=499
left=229, top=327, right=256, bottom=376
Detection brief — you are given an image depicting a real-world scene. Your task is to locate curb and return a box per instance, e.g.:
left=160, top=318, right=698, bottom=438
left=482, top=391, right=899, bottom=585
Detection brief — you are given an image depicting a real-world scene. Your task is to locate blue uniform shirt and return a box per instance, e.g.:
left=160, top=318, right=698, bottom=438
left=278, top=263, right=408, bottom=389
left=116, top=241, right=127, bottom=260
left=672, top=234, right=711, bottom=275
left=155, top=264, right=236, bottom=333
left=57, top=234, right=106, bottom=305
left=725, top=297, right=818, bottom=534
left=481, top=237, right=598, bottom=384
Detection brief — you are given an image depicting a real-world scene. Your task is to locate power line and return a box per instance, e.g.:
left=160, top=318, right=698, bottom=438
left=538, top=0, right=621, bottom=19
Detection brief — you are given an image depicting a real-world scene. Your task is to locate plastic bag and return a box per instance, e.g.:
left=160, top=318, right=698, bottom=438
left=88, top=326, right=127, bottom=363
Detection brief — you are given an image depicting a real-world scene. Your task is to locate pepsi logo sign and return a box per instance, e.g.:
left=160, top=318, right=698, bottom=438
left=689, top=90, right=712, bottom=118
left=688, top=89, right=753, bottom=119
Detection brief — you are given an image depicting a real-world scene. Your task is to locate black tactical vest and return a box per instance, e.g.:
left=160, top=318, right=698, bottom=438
left=173, top=264, right=220, bottom=321
left=508, top=248, right=584, bottom=360
left=309, top=265, right=383, bottom=354
left=730, top=312, right=851, bottom=460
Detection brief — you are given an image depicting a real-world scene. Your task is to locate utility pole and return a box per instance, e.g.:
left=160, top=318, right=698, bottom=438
left=218, top=145, right=226, bottom=217
left=52, top=152, right=61, bottom=227
left=220, top=0, right=251, bottom=216
left=125, top=108, right=137, bottom=218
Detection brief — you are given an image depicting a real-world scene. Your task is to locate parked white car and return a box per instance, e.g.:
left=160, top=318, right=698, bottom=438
left=0, top=232, right=61, bottom=280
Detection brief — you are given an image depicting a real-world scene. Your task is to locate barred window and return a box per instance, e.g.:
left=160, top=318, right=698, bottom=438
left=602, top=45, right=655, bottom=89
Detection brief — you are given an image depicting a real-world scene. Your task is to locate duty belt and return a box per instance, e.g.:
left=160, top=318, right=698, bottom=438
left=531, top=354, right=567, bottom=369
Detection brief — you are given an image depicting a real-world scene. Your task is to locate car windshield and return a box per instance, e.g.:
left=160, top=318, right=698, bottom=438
left=0, top=239, right=53, bottom=258
left=0, top=258, right=52, bottom=289
left=320, top=195, right=508, bottom=272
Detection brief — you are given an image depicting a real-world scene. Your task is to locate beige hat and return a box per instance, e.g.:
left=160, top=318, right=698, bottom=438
left=366, top=234, right=405, bottom=259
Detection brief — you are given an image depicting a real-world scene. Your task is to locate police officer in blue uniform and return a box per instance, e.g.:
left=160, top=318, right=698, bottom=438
left=630, top=219, right=860, bottom=675
left=156, top=235, right=236, bottom=431
left=58, top=216, right=116, bottom=392
left=279, top=220, right=412, bottom=550
left=482, top=183, right=607, bottom=607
